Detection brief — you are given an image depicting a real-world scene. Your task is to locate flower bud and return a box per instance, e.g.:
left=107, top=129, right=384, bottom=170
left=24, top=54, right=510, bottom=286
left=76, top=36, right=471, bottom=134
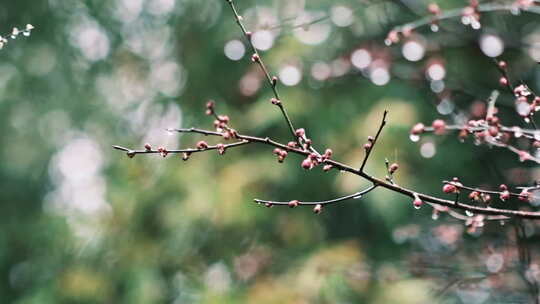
left=410, top=123, right=425, bottom=135
left=432, top=119, right=446, bottom=135
left=270, top=98, right=281, bottom=105
left=144, top=143, right=152, bottom=151
left=389, top=163, right=399, bottom=174
left=301, top=158, right=313, bottom=170
left=295, top=128, right=305, bottom=137
left=442, top=184, right=457, bottom=193
left=251, top=53, right=260, bottom=62
left=216, top=143, right=226, bottom=155
left=323, top=164, right=333, bottom=172
left=196, top=141, right=209, bottom=150
left=313, top=204, right=322, bottom=214
left=288, top=200, right=299, bottom=208
left=499, top=77, right=508, bottom=87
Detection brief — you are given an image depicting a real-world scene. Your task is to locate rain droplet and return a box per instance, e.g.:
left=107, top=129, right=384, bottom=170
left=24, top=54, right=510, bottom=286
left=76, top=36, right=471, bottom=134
left=466, top=210, right=474, bottom=217
left=409, top=134, right=420, bottom=142
left=430, top=24, right=439, bottom=32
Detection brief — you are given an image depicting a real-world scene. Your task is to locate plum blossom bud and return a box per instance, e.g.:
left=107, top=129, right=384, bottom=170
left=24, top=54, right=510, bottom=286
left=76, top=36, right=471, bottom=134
left=216, top=143, right=226, bottom=155
left=196, top=141, right=209, bottom=150
left=301, top=158, right=313, bottom=170
left=367, top=136, right=375, bottom=142
left=498, top=61, right=507, bottom=69
left=432, top=119, right=446, bottom=135
left=385, top=30, right=399, bottom=45
left=410, top=123, right=425, bottom=135
left=469, top=191, right=480, bottom=201
left=273, top=148, right=281, bottom=155
left=288, top=200, right=299, bottom=208
left=265, top=202, right=273, bottom=208
left=363, top=143, right=372, bottom=151
left=488, top=126, right=499, bottom=137
left=442, top=183, right=457, bottom=193
left=313, top=204, right=323, bottom=214
left=144, top=143, right=152, bottom=151
left=218, top=115, right=230, bottom=124
left=389, top=163, right=399, bottom=174
left=499, top=77, right=508, bottom=87
left=323, top=148, right=333, bottom=158
left=270, top=98, right=281, bottom=105
left=157, top=147, right=168, bottom=157
left=272, top=76, right=278, bottom=86
left=323, top=164, right=333, bottom=172
left=245, top=31, right=252, bottom=38
left=295, top=128, right=305, bottom=137
left=413, top=197, right=423, bottom=209
left=303, top=139, right=312, bottom=149
left=287, top=141, right=297, bottom=148
left=251, top=53, right=260, bottom=62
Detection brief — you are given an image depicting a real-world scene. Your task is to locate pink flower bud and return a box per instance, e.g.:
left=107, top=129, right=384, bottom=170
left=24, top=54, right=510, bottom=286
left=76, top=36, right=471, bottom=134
left=217, top=143, right=226, bottom=155
left=442, top=184, right=457, bottom=194
left=323, top=164, right=333, bottom=172
left=272, top=76, right=278, bottom=86
left=413, top=197, right=423, bottom=209
left=519, top=189, right=530, bottom=202
left=301, top=158, right=313, bottom=170
left=498, top=61, right=507, bottom=69
left=499, top=77, right=508, bottom=87
left=410, top=123, right=425, bottom=135
left=363, top=143, right=372, bottom=151
left=499, top=191, right=510, bottom=201
left=432, top=119, right=446, bottom=134
left=196, top=141, right=209, bottom=150
left=287, top=141, right=297, bottom=148
left=389, top=163, right=399, bottom=174
left=144, top=143, right=152, bottom=151
left=288, top=200, right=299, bottom=208
left=251, top=53, right=260, bottom=62
left=295, top=128, right=305, bottom=137
left=270, top=98, right=280, bottom=105
left=265, top=202, right=273, bottom=208
left=428, top=3, right=441, bottom=15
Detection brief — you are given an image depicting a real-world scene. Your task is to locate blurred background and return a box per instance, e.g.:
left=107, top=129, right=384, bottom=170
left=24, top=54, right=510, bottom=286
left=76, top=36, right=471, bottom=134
left=1, top=0, right=540, bottom=303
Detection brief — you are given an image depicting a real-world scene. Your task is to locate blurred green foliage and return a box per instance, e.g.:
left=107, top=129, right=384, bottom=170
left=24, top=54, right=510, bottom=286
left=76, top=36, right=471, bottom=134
left=1, top=0, right=539, bottom=303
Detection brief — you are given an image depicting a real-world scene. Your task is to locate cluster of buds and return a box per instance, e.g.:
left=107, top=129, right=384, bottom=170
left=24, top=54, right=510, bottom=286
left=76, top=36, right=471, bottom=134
left=213, top=115, right=230, bottom=131
left=384, top=26, right=412, bottom=46
left=272, top=148, right=288, bottom=163
left=301, top=153, right=321, bottom=170
left=157, top=147, right=168, bottom=157
left=461, top=0, right=481, bottom=29
left=216, top=143, right=226, bottom=155
left=468, top=191, right=491, bottom=204
left=205, top=100, right=215, bottom=116
left=0, top=24, right=34, bottom=50
left=364, top=136, right=375, bottom=151
left=513, top=84, right=540, bottom=118
left=322, top=149, right=333, bottom=172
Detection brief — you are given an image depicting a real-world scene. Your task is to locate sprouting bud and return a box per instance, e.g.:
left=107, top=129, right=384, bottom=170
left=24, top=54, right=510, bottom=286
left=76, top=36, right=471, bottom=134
left=363, top=143, right=372, bottom=151
left=323, top=148, right=333, bottom=159
left=288, top=200, right=299, bottom=208
left=413, top=197, right=423, bottom=209
left=313, top=204, right=323, bottom=214
left=127, top=151, right=136, bottom=158
left=389, top=163, right=399, bottom=174
left=251, top=53, right=260, bottom=62
left=442, top=183, right=457, bottom=193
left=295, top=128, right=305, bottom=137
left=271, top=76, right=278, bottom=86
left=245, top=31, right=252, bottom=38
left=499, top=77, right=508, bottom=87
left=144, top=143, right=152, bottom=151
left=222, top=131, right=231, bottom=140
left=265, top=202, right=273, bottom=208
left=301, top=158, right=313, bottom=170
left=367, top=136, right=375, bottom=142
left=217, top=143, right=226, bottom=155
left=323, top=164, right=333, bottom=172
left=273, top=148, right=281, bottom=155
left=287, top=141, right=297, bottom=149
left=432, top=119, right=446, bottom=135
left=278, top=150, right=288, bottom=163
left=498, top=60, right=507, bottom=69
left=270, top=98, right=281, bottom=105
left=196, top=141, right=209, bottom=150
left=410, top=123, right=425, bottom=135
left=499, top=184, right=508, bottom=191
